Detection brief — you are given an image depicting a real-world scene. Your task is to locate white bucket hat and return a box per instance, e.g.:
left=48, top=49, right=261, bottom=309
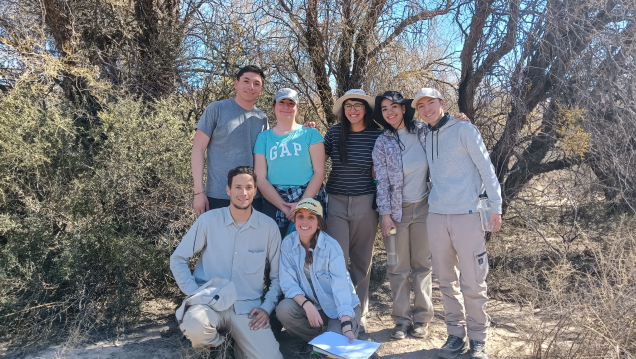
left=412, top=88, right=444, bottom=108
left=332, top=89, right=375, bottom=118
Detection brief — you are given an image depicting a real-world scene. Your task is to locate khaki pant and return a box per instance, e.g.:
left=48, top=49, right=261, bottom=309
left=276, top=298, right=362, bottom=342
left=383, top=199, right=434, bottom=325
left=326, top=193, right=378, bottom=325
left=427, top=213, right=490, bottom=341
left=179, top=305, right=283, bottom=359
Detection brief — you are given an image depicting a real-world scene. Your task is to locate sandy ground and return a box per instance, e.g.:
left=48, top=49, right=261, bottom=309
left=10, top=278, right=538, bottom=359
left=5, top=240, right=541, bottom=359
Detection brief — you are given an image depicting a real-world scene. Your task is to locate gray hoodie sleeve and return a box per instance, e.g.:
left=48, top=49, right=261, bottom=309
left=460, top=124, right=503, bottom=214
left=170, top=218, right=207, bottom=295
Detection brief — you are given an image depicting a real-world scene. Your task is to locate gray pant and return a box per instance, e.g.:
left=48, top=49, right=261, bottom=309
left=276, top=299, right=362, bottom=342
left=427, top=213, right=490, bottom=341
left=179, top=305, right=283, bottom=359
left=326, top=193, right=378, bottom=324
left=383, top=199, right=434, bottom=325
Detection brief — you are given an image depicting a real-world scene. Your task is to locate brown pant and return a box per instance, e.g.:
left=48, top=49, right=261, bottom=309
left=276, top=298, right=362, bottom=342
left=383, top=199, right=434, bottom=325
left=180, top=305, right=283, bottom=359
left=326, top=193, right=378, bottom=324
left=427, top=213, right=490, bottom=341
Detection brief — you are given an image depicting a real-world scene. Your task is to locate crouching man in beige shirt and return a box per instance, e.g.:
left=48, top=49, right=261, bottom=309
left=170, top=166, right=284, bottom=359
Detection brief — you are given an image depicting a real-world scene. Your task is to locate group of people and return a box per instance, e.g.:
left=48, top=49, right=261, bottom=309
left=170, top=65, right=503, bottom=359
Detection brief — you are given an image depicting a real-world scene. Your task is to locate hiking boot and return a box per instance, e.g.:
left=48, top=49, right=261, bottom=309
left=390, top=323, right=411, bottom=340
left=438, top=335, right=469, bottom=359
left=411, top=322, right=429, bottom=338
left=469, top=339, right=489, bottom=359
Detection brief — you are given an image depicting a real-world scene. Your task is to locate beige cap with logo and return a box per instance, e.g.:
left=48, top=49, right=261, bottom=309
left=291, top=198, right=323, bottom=218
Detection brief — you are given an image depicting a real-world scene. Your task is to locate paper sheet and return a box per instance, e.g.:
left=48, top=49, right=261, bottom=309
left=309, top=331, right=381, bottom=359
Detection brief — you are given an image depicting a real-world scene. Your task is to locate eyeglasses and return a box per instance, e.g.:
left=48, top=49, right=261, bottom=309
left=344, top=104, right=364, bottom=111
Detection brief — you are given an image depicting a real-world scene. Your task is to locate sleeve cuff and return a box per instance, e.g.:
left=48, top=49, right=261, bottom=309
left=378, top=209, right=391, bottom=215
left=285, top=288, right=305, bottom=299
left=259, top=301, right=275, bottom=315
left=491, top=202, right=503, bottom=214
left=337, top=306, right=355, bottom=319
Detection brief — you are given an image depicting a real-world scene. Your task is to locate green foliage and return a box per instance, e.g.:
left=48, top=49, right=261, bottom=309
left=0, top=81, right=195, bottom=345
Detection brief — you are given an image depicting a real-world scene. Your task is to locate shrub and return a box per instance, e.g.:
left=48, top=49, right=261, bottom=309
left=0, top=81, right=194, bottom=346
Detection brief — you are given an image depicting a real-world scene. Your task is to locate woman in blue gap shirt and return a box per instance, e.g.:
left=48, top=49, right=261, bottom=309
left=276, top=198, right=361, bottom=344
left=254, top=88, right=326, bottom=238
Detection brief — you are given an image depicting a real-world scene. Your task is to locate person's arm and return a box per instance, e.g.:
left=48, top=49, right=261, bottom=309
left=278, top=240, right=306, bottom=300
left=326, top=250, right=356, bottom=320
left=254, top=153, right=290, bottom=213
left=461, top=124, right=503, bottom=231
left=260, top=225, right=282, bottom=314
left=192, top=130, right=210, bottom=216
left=323, top=126, right=334, bottom=160
left=372, top=139, right=396, bottom=236
left=278, top=241, right=324, bottom=328
left=301, top=142, right=326, bottom=199
left=170, top=218, right=208, bottom=295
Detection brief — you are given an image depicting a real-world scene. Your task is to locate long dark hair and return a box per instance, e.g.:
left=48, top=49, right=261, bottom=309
left=373, top=98, right=416, bottom=151
left=338, top=99, right=379, bottom=165
left=295, top=212, right=328, bottom=265
left=374, top=102, right=416, bottom=136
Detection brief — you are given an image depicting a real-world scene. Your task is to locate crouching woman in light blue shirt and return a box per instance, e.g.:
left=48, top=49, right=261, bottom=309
left=276, top=198, right=361, bottom=343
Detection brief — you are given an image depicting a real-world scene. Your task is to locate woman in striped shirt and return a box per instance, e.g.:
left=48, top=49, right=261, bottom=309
left=323, top=89, right=382, bottom=333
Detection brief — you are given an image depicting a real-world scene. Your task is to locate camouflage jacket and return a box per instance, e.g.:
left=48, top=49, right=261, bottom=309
left=372, top=122, right=429, bottom=222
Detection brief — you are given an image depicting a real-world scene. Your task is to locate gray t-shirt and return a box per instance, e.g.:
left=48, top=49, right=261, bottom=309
left=398, top=127, right=428, bottom=203
left=196, top=99, right=268, bottom=199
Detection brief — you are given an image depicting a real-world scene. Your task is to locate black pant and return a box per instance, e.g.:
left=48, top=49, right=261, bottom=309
left=261, top=198, right=287, bottom=239
left=207, top=197, right=263, bottom=212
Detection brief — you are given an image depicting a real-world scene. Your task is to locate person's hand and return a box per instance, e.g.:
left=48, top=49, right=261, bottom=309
left=381, top=214, right=396, bottom=237
left=303, top=302, right=324, bottom=328
left=248, top=307, right=270, bottom=330
left=452, top=112, right=471, bottom=123
left=342, top=325, right=355, bottom=343
left=340, top=315, right=354, bottom=343
left=488, top=213, right=502, bottom=232
left=304, top=121, right=317, bottom=128
left=285, top=202, right=298, bottom=221
left=193, top=193, right=209, bottom=217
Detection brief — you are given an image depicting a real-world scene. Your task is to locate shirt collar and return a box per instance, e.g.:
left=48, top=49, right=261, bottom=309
left=223, top=206, right=259, bottom=229
left=291, top=230, right=327, bottom=249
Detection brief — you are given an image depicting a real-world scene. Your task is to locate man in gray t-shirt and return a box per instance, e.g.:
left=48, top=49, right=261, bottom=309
left=191, top=65, right=267, bottom=216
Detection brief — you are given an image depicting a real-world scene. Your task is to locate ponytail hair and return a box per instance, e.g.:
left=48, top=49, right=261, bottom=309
left=296, top=214, right=328, bottom=265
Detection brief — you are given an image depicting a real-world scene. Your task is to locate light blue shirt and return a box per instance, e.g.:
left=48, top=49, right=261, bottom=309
left=253, top=126, right=324, bottom=186
left=170, top=207, right=282, bottom=315
left=279, top=231, right=359, bottom=319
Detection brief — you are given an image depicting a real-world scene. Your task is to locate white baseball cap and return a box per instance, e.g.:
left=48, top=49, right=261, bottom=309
left=412, top=88, right=444, bottom=108
left=275, top=88, right=299, bottom=104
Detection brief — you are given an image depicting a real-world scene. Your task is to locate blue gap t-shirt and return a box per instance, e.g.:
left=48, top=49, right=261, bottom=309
left=254, top=126, right=324, bottom=186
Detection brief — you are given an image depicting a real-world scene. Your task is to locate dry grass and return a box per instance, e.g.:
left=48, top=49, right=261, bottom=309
left=488, top=214, right=636, bottom=358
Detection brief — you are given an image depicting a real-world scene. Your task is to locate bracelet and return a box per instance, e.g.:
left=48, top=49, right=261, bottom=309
left=340, top=320, right=352, bottom=329
left=343, top=329, right=353, bottom=334
left=301, top=299, right=312, bottom=308
left=194, top=191, right=205, bottom=196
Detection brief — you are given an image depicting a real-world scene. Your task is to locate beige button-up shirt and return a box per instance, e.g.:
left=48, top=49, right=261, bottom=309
left=170, top=207, right=282, bottom=315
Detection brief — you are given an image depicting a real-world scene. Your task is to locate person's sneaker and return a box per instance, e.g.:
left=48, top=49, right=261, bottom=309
left=438, top=335, right=469, bottom=359
left=469, top=339, right=489, bottom=359
left=390, top=323, right=411, bottom=340
left=411, top=322, right=428, bottom=338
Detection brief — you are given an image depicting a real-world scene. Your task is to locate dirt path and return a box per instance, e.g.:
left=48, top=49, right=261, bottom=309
left=14, top=277, right=537, bottom=359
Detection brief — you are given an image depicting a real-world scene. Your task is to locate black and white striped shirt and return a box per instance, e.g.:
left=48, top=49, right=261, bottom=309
left=324, top=123, right=383, bottom=196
